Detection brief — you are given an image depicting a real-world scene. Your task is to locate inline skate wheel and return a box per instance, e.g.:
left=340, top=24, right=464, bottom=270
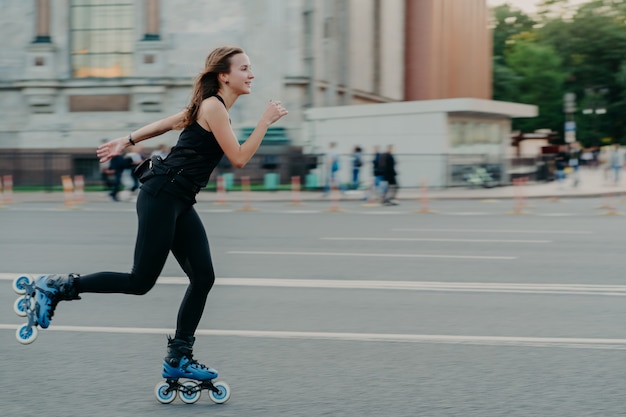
left=178, top=381, right=201, bottom=404
left=154, top=381, right=176, bottom=404
left=16, top=324, right=38, bottom=345
left=208, top=381, right=231, bottom=404
left=12, top=275, right=33, bottom=295
left=13, top=297, right=32, bottom=317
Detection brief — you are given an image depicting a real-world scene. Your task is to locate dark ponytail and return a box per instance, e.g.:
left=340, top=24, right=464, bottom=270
left=175, top=46, right=244, bottom=129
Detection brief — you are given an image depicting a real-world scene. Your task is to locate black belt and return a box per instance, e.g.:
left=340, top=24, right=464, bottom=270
left=165, top=168, right=201, bottom=194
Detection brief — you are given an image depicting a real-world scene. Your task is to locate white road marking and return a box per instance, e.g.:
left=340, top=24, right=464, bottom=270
left=321, top=237, right=551, bottom=244
left=227, top=251, right=516, bottom=260
left=276, top=210, right=323, bottom=214
left=355, top=211, right=407, bottom=215
left=6, top=274, right=626, bottom=296
left=443, top=212, right=491, bottom=216
left=392, top=228, right=592, bottom=234
left=2, top=324, right=626, bottom=350
left=535, top=213, right=576, bottom=217
left=207, top=278, right=626, bottom=296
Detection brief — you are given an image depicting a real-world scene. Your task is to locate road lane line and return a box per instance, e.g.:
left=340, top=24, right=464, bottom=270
left=392, top=228, right=592, bottom=234
left=206, top=278, right=626, bottom=296
left=444, top=212, right=491, bottom=216
left=227, top=251, right=516, bottom=260
left=2, top=324, right=626, bottom=350
left=321, top=237, right=551, bottom=244
left=5, top=274, right=626, bottom=296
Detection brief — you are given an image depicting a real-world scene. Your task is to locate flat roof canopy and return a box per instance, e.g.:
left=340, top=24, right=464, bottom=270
left=305, top=98, right=538, bottom=120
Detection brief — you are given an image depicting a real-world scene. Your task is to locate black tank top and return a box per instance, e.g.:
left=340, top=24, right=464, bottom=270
left=141, top=95, right=227, bottom=203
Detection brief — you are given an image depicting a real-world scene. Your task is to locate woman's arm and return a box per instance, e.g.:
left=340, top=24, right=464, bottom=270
left=200, top=98, right=287, bottom=168
left=97, top=112, right=184, bottom=163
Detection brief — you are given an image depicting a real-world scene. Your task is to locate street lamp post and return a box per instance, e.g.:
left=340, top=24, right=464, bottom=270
left=582, top=87, right=608, bottom=146
left=563, top=92, right=576, bottom=144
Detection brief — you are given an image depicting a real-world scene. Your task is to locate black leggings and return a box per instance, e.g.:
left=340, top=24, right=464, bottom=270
left=78, top=189, right=215, bottom=338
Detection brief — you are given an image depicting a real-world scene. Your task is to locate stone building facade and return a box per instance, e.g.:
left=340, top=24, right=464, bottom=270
left=0, top=0, right=492, bottom=185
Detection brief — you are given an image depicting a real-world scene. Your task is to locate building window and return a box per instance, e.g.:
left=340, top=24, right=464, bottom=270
left=70, top=0, right=135, bottom=78
left=34, top=0, right=52, bottom=43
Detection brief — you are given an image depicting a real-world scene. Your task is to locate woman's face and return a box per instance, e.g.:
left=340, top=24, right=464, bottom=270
left=226, top=53, right=254, bottom=95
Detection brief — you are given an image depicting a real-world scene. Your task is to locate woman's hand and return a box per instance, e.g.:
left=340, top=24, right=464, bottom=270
left=97, top=137, right=127, bottom=163
left=261, top=100, right=289, bottom=126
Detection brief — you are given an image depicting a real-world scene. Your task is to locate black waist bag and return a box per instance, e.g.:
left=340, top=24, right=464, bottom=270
left=134, top=155, right=200, bottom=194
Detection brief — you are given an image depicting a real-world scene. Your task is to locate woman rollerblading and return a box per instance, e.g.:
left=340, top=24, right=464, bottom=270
left=13, top=45, right=288, bottom=404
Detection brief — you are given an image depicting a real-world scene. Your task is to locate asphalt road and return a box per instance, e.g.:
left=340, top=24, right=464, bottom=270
left=2, top=197, right=626, bottom=417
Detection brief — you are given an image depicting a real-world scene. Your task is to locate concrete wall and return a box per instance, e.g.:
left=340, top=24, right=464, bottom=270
left=0, top=0, right=409, bottom=153
left=404, top=0, right=492, bottom=100
left=304, top=99, right=537, bottom=188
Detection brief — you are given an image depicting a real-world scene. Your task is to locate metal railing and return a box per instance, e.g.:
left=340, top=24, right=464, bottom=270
left=0, top=150, right=546, bottom=190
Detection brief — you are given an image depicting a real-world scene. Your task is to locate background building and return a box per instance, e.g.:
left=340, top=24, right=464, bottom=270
left=0, top=0, right=500, bottom=186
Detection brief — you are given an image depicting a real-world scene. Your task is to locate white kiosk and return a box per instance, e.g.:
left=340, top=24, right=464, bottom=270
left=304, top=98, right=537, bottom=188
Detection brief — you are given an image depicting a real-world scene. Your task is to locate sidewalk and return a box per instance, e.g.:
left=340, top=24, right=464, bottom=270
left=424, top=167, right=626, bottom=201
left=3, top=168, right=626, bottom=204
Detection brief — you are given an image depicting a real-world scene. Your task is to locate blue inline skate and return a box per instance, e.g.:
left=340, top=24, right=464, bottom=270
left=12, top=274, right=81, bottom=344
left=154, top=336, right=231, bottom=404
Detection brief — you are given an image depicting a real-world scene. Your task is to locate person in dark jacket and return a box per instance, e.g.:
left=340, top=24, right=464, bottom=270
left=380, top=144, right=398, bottom=205
left=351, top=146, right=363, bottom=189
left=554, top=146, right=569, bottom=188
left=107, top=154, right=126, bottom=201
left=362, top=145, right=385, bottom=202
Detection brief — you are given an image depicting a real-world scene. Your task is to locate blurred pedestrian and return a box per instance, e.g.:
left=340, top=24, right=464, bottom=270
left=351, top=146, right=363, bottom=189
left=124, top=145, right=146, bottom=194
left=362, top=145, right=384, bottom=202
left=108, top=153, right=126, bottom=201
left=554, top=146, right=568, bottom=188
left=323, top=142, right=344, bottom=195
left=99, top=159, right=114, bottom=190
left=381, top=144, right=398, bottom=205
left=610, top=143, right=623, bottom=185
left=568, top=142, right=582, bottom=187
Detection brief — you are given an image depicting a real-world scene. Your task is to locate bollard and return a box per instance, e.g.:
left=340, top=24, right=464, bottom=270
left=237, top=176, right=256, bottom=211
left=511, top=177, right=529, bottom=215
left=289, top=176, right=303, bottom=206
left=601, top=192, right=623, bottom=216
left=61, top=175, right=75, bottom=209
left=597, top=193, right=616, bottom=210
left=214, top=175, right=228, bottom=205
left=3, top=175, right=13, bottom=204
left=325, top=183, right=343, bottom=213
left=416, top=179, right=435, bottom=214
left=73, top=175, right=85, bottom=204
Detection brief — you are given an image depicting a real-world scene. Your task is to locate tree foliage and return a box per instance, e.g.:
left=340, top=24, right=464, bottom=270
left=491, top=0, right=626, bottom=145
left=505, top=39, right=566, bottom=134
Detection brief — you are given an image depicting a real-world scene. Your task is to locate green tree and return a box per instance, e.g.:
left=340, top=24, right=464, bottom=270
left=492, top=57, right=521, bottom=102
left=536, top=0, right=626, bottom=145
left=504, top=38, right=566, bottom=134
left=491, top=4, right=537, bottom=59
left=491, top=4, right=534, bottom=104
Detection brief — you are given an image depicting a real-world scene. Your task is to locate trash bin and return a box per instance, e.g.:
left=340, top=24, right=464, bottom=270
left=264, top=173, right=279, bottom=190
left=305, top=173, right=318, bottom=189
left=222, top=173, right=234, bottom=190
